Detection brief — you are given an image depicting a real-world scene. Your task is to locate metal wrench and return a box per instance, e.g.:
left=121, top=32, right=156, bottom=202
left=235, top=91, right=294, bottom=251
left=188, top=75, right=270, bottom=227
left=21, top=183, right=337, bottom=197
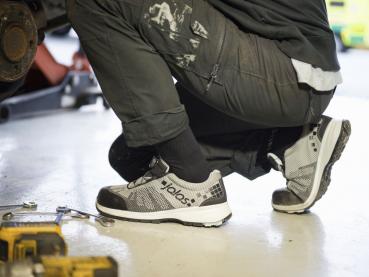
left=2, top=207, right=114, bottom=227
left=54, top=206, right=71, bottom=225
left=0, top=201, right=37, bottom=210
left=2, top=211, right=57, bottom=221
left=66, top=208, right=115, bottom=227
left=2, top=210, right=88, bottom=221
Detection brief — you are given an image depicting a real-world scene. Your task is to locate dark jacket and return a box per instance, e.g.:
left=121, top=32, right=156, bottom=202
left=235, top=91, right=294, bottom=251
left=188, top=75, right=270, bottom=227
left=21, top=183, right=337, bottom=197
left=208, top=0, right=340, bottom=71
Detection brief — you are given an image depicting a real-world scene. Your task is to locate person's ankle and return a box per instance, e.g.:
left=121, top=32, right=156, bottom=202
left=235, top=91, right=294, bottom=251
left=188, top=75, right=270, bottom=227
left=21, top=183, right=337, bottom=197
left=168, top=162, right=211, bottom=183
left=155, top=128, right=212, bottom=183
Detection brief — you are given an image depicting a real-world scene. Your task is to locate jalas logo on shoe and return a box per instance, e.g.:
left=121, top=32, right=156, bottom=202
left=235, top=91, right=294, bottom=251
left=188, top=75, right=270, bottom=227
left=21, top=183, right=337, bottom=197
left=161, top=180, right=195, bottom=206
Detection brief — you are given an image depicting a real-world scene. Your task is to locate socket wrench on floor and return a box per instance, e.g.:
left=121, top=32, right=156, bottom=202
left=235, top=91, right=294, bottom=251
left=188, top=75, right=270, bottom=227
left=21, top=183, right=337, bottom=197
left=0, top=201, right=37, bottom=210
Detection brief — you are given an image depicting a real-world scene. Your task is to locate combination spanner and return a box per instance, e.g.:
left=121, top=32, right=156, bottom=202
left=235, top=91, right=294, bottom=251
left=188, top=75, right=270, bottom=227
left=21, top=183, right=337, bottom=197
left=0, top=201, right=37, bottom=210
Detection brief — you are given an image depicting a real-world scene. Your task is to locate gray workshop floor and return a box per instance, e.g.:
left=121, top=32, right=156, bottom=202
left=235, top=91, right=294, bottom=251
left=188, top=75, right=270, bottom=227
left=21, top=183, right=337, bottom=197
left=1, top=34, right=369, bottom=277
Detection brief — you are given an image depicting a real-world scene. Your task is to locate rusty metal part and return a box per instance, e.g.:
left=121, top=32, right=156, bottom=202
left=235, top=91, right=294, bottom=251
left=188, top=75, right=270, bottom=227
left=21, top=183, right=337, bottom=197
left=3, top=26, right=28, bottom=62
left=0, top=0, right=69, bottom=86
left=0, top=1, right=38, bottom=82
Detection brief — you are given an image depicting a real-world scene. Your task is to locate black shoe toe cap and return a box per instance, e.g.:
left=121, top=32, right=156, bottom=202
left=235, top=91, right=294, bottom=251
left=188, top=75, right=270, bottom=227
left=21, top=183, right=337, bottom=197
left=272, top=188, right=304, bottom=206
left=97, top=187, right=127, bottom=210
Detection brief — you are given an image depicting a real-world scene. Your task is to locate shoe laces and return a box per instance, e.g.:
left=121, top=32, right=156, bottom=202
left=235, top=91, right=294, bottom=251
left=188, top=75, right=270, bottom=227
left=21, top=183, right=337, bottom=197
left=127, top=157, right=168, bottom=189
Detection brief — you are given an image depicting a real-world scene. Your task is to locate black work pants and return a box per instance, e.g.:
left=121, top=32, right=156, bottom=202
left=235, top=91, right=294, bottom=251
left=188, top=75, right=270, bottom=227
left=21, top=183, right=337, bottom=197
left=67, top=0, right=334, bottom=179
left=109, top=83, right=304, bottom=181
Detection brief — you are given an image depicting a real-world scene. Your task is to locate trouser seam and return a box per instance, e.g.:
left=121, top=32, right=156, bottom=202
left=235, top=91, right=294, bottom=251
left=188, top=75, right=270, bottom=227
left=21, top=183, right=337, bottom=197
left=223, top=66, right=299, bottom=87
left=136, top=0, right=157, bottom=51
left=106, top=28, right=140, bottom=119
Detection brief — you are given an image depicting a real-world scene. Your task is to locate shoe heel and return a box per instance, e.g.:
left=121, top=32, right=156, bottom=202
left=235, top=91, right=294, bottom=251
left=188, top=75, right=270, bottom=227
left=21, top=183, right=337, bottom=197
left=315, top=120, right=351, bottom=202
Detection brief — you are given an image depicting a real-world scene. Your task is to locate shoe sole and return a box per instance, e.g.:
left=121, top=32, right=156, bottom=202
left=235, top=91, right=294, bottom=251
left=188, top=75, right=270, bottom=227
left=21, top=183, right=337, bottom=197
left=96, top=202, right=232, bottom=228
left=273, top=119, right=351, bottom=214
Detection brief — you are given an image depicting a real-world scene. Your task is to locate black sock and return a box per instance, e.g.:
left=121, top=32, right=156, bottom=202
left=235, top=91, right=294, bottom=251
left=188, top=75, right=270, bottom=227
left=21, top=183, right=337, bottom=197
left=155, top=127, right=212, bottom=183
left=271, top=127, right=303, bottom=160
left=255, top=127, right=302, bottom=172
left=109, top=133, right=156, bottom=182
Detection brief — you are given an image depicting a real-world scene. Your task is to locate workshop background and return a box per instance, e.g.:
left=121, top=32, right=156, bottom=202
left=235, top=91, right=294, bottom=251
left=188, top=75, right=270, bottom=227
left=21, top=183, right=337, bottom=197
left=1, top=0, right=369, bottom=276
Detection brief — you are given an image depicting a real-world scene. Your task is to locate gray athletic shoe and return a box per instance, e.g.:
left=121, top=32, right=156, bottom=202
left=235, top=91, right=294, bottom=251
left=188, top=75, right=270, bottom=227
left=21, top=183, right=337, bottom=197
left=269, top=116, right=351, bottom=214
left=96, top=157, right=232, bottom=227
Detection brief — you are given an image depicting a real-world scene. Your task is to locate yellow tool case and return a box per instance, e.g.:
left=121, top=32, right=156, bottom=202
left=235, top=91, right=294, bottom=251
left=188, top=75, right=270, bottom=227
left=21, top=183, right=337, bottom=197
left=0, top=222, right=67, bottom=263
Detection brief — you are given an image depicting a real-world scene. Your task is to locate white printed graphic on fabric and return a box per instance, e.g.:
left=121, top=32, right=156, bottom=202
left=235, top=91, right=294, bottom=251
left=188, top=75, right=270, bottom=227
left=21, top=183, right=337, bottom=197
left=147, top=2, right=192, bottom=40
left=191, top=20, right=208, bottom=39
left=176, top=54, right=196, bottom=68
left=146, top=1, right=209, bottom=68
left=149, top=3, right=177, bottom=32
left=189, top=38, right=200, bottom=49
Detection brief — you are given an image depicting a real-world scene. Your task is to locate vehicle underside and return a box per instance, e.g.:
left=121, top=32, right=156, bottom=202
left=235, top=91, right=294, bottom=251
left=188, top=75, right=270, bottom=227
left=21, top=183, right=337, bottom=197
left=0, top=0, right=68, bottom=101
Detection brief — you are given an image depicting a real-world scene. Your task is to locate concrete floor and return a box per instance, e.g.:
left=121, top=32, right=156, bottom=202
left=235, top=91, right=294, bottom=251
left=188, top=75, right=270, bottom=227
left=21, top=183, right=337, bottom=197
left=1, top=35, right=369, bottom=277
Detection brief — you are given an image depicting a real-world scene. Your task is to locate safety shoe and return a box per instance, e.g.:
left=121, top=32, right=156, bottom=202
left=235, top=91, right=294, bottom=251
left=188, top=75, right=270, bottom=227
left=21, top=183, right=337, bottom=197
left=269, top=116, right=351, bottom=214
left=96, top=157, right=232, bottom=227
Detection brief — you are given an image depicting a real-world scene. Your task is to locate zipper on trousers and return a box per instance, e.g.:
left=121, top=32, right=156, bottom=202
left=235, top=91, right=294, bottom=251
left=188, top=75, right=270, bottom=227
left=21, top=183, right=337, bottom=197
left=206, top=22, right=227, bottom=92
left=206, top=64, right=220, bottom=92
